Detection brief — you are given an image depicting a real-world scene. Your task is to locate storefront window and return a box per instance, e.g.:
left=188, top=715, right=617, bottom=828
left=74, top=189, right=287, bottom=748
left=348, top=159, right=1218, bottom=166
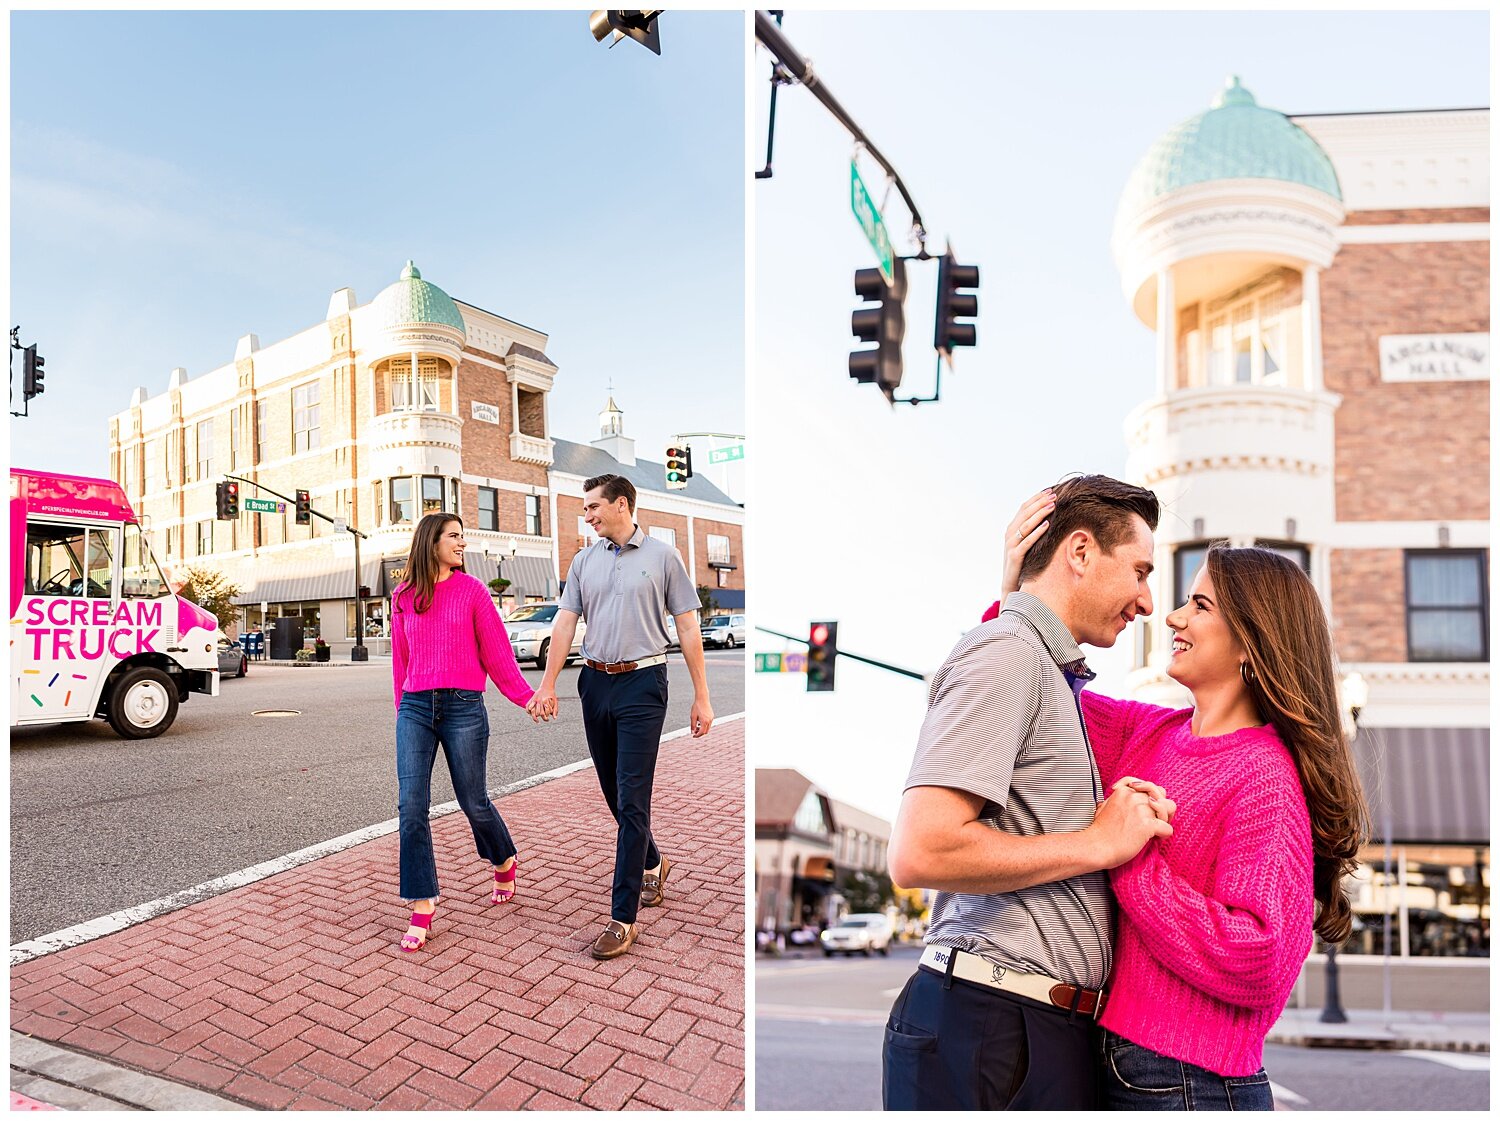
left=1341, top=845, right=1489, bottom=957
left=347, top=599, right=386, bottom=639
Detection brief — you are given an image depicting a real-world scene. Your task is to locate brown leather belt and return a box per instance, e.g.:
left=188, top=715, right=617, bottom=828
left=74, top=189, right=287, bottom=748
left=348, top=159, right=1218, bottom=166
left=919, top=944, right=1106, bottom=1018
left=583, top=653, right=668, bottom=674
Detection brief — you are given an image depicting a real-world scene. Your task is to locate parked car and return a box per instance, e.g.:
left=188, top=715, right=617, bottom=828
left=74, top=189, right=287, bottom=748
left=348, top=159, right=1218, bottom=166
left=664, top=613, right=680, bottom=650
left=820, top=913, right=894, bottom=957
left=700, top=612, right=747, bottom=649
left=216, top=637, right=248, bottom=679
left=504, top=602, right=586, bottom=669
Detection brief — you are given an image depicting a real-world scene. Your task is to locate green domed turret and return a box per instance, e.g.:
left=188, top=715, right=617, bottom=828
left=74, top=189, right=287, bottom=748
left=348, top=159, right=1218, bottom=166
left=371, top=261, right=466, bottom=335
left=1120, top=77, right=1342, bottom=213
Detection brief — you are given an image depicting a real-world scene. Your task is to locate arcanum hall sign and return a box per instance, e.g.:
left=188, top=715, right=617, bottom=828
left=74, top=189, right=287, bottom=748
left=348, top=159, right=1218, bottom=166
left=1379, top=333, right=1489, bottom=382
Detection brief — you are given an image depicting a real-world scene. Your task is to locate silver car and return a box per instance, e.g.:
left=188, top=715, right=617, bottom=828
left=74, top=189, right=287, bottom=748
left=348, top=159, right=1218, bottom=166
left=216, top=637, right=248, bottom=679
left=505, top=602, right=586, bottom=669
left=700, top=612, right=746, bottom=649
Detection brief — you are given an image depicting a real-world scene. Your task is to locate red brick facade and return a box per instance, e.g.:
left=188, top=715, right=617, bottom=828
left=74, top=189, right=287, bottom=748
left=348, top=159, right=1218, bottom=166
left=1320, top=232, right=1489, bottom=523
left=1329, top=547, right=1408, bottom=663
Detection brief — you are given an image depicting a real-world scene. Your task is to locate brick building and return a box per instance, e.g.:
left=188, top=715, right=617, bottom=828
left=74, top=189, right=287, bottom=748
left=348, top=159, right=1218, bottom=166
left=1114, top=79, right=1488, bottom=956
left=106, top=262, right=744, bottom=651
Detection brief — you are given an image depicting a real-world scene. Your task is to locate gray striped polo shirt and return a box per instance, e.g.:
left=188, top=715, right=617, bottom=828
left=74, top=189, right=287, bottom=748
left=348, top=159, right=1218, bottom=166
left=559, top=526, right=700, bottom=664
left=905, top=591, right=1113, bottom=990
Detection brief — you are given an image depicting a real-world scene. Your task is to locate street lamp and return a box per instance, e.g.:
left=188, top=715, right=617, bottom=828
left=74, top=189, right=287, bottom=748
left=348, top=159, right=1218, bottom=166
left=1321, top=671, right=1369, bottom=1024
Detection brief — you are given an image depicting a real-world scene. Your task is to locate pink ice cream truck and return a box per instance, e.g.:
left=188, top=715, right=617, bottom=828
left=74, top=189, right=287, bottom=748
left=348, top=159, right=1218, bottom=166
left=11, top=469, right=221, bottom=738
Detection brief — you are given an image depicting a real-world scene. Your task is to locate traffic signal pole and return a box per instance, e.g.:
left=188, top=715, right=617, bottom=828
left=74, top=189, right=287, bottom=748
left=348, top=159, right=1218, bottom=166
left=224, top=474, right=370, bottom=661
left=754, top=11, right=928, bottom=250
left=755, top=625, right=927, bottom=682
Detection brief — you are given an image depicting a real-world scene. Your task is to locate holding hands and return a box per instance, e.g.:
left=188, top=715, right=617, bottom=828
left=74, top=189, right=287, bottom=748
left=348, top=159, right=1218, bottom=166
left=527, top=685, right=558, bottom=723
left=1088, top=775, right=1175, bottom=869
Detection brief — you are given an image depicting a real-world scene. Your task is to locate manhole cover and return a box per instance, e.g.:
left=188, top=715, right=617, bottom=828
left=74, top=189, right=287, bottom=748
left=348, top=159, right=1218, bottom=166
left=252, top=709, right=301, bottom=718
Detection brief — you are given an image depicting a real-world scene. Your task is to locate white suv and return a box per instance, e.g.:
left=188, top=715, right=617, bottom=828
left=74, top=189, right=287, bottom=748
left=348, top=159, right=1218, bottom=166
left=700, top=612, right=747, bottom=649
left=505, top=603, right=586, bottom=669
left=819, top=913, right=894, bottom=957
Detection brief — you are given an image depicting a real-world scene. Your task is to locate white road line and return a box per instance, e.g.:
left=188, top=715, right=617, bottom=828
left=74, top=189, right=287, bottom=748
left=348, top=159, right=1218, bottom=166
left=1397, top=1050, right=1489, bottom=1071
left=10, top=711, right=746, bottom=966
left=757, top=1004, right=888, bottom=1026
left=1270, top=1081, right=1309, bottom=1107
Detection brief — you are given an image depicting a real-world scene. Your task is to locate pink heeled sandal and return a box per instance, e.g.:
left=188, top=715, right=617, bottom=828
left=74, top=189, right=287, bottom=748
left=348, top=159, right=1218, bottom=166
left=492, top=859, right=519, bottom=905
left=400, top=909, right=435, bottom=952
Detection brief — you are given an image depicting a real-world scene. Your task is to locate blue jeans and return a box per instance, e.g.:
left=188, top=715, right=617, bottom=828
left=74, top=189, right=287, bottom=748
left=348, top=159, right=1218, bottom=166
left=1098, top=1030, right=1273, bottom=1111
left=396, top=688, right=517, bottom=903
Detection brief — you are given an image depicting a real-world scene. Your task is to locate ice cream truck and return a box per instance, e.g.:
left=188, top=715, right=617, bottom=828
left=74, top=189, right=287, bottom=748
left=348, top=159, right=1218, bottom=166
left=11, top=469, right=221, bottom=738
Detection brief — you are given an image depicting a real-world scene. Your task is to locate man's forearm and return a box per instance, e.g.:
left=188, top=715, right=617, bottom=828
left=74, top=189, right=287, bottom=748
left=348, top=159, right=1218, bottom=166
left=892, top=822, right=1107, bottom=895
left=675, top=626, right=710, bottom=700
left=540, top=616, right=578, bottom=688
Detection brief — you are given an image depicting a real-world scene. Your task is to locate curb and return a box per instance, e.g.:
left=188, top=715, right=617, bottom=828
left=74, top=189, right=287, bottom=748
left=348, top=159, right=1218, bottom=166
left=11, top=1032, right=249, bottom=1111
left=1267, top=1031, right=1489, bottom=1053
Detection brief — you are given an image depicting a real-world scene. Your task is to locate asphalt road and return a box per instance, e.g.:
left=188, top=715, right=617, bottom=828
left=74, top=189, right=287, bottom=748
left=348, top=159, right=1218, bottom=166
left=10, top=650, right=743, bottom=942
left=755, top=948, right=1490, bottom=1112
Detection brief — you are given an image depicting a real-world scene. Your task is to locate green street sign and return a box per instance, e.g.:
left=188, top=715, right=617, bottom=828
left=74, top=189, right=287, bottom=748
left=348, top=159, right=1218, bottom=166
left=850, top=161, right=895, bottom=286
left=754, top=652, right=807, bottom=674
left=708, top=444, right=744, bottom=465
left=243, top=498, right=282, bottom=513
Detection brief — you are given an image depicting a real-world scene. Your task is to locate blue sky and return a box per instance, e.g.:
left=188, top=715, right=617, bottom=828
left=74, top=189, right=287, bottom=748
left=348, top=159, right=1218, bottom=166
left=749, top=9, right=1489, bottom=821
left=9, top=10, right=744, bottom=474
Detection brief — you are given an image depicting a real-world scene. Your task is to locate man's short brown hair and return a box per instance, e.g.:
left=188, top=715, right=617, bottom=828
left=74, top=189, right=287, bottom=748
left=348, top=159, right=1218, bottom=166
left=1017, top=474, right=1160, bottom=585
left=584, top=473, right=637, bottom=514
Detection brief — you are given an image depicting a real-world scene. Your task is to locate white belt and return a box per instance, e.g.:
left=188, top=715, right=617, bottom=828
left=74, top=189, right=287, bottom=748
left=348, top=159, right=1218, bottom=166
left=919, top=944, right=1106, bottom=1018
left=583, top=653, right=667, bottom=673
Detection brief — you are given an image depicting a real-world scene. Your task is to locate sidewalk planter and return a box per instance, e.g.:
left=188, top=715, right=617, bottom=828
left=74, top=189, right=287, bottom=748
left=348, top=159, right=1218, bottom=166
left=313, top=642, right=331, bottom=663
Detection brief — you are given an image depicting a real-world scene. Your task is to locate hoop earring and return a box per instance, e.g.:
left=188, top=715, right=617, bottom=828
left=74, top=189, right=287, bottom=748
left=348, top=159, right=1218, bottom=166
left=1239, top=661, right=1255, bottom=685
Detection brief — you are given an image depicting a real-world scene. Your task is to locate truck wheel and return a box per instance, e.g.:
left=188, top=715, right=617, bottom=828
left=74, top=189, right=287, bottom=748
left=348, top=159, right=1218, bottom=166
left=534, top=639, right=550, bottom=670
left=106, top=667, right=179, bottom=738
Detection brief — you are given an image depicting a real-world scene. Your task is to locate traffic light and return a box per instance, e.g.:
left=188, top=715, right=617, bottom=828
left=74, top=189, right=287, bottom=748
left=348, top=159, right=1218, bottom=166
left=934, top=250, right=980, bottom=358
left=295, top=489, right=311, bottom=525
left=22, top=345, right=45, bottom=401
left=665, top=445, right=692, bottom=490
left=588, top=10, right=662, bottom=55
left=215, top=480, right=239, bottom=520
left=807, top=620, right=838, bottom=692
left=849, top=258, right=907, bottom=401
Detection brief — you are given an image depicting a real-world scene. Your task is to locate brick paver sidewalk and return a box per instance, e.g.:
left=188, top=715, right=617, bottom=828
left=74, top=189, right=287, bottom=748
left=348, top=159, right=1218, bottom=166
left=11, top=721, right=746, bottom=1110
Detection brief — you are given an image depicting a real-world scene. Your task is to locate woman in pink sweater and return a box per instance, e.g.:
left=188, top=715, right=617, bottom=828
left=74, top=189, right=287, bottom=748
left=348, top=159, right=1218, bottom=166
left=996, top=492, right=1366, bottom=1109
left=392, top=513, right=535, bottom=952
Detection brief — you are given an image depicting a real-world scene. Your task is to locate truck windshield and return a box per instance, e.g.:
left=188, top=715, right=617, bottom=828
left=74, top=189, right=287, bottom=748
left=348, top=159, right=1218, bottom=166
left=121, top=523, right=168, bottom=599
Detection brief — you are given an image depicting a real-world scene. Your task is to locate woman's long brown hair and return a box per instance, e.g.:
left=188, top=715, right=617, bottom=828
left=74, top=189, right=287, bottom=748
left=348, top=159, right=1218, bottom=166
left=397, top=512, right=462, bottom=616
left=1206, top=545, right=1370, bottom=944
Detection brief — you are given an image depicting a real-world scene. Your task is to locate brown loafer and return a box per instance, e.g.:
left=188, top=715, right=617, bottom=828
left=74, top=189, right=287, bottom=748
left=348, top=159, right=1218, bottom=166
left=640, top=855, right=672, bottom=908
left=590, top=920, right=637, bottom=960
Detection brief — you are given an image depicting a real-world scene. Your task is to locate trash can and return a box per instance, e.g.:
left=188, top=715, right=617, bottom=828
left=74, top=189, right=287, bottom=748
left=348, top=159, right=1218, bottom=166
left=270, top=617, right=301, bottom=660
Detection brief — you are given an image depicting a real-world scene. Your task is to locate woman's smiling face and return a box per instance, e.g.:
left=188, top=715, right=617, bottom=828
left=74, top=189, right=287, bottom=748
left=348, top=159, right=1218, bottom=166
left=1164, top=567, right=1247, bottom=689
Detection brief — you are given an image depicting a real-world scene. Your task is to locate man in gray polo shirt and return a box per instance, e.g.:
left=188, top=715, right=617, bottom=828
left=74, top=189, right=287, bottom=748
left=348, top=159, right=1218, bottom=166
left=884, top=474, right=1171, bottom=1110
left=529, top=473, right=712, bottom=961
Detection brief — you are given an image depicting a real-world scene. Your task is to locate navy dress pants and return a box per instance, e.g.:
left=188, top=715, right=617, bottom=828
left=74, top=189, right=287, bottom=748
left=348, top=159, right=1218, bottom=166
left=577, top=664, right=668, bottom=924
left=883, top=967, right=1099, bottom=1111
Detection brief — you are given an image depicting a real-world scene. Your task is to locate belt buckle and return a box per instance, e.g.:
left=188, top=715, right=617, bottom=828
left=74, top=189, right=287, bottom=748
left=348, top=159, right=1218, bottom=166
left=1093, top=987, right=1107, bottom=1020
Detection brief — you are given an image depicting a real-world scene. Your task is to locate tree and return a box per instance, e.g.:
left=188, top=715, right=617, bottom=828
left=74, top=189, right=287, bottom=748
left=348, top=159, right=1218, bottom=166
left=838, top=868, right=896, bottom=915
left=177, top=565, right=243, bottom=633
left=697, top=585, right=718, bottom=616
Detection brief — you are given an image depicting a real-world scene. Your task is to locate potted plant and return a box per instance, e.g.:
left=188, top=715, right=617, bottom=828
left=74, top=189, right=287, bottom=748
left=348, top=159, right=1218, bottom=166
left=313, top=637, right=331, bottom=663
left=293, top=649, right=312, bottom=666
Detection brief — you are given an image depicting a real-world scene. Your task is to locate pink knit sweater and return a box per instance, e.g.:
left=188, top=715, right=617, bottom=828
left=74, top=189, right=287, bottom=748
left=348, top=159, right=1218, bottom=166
left=1082, top=691, right=1314, bottom=1077
left=391, top=572, right=534, bottom=712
